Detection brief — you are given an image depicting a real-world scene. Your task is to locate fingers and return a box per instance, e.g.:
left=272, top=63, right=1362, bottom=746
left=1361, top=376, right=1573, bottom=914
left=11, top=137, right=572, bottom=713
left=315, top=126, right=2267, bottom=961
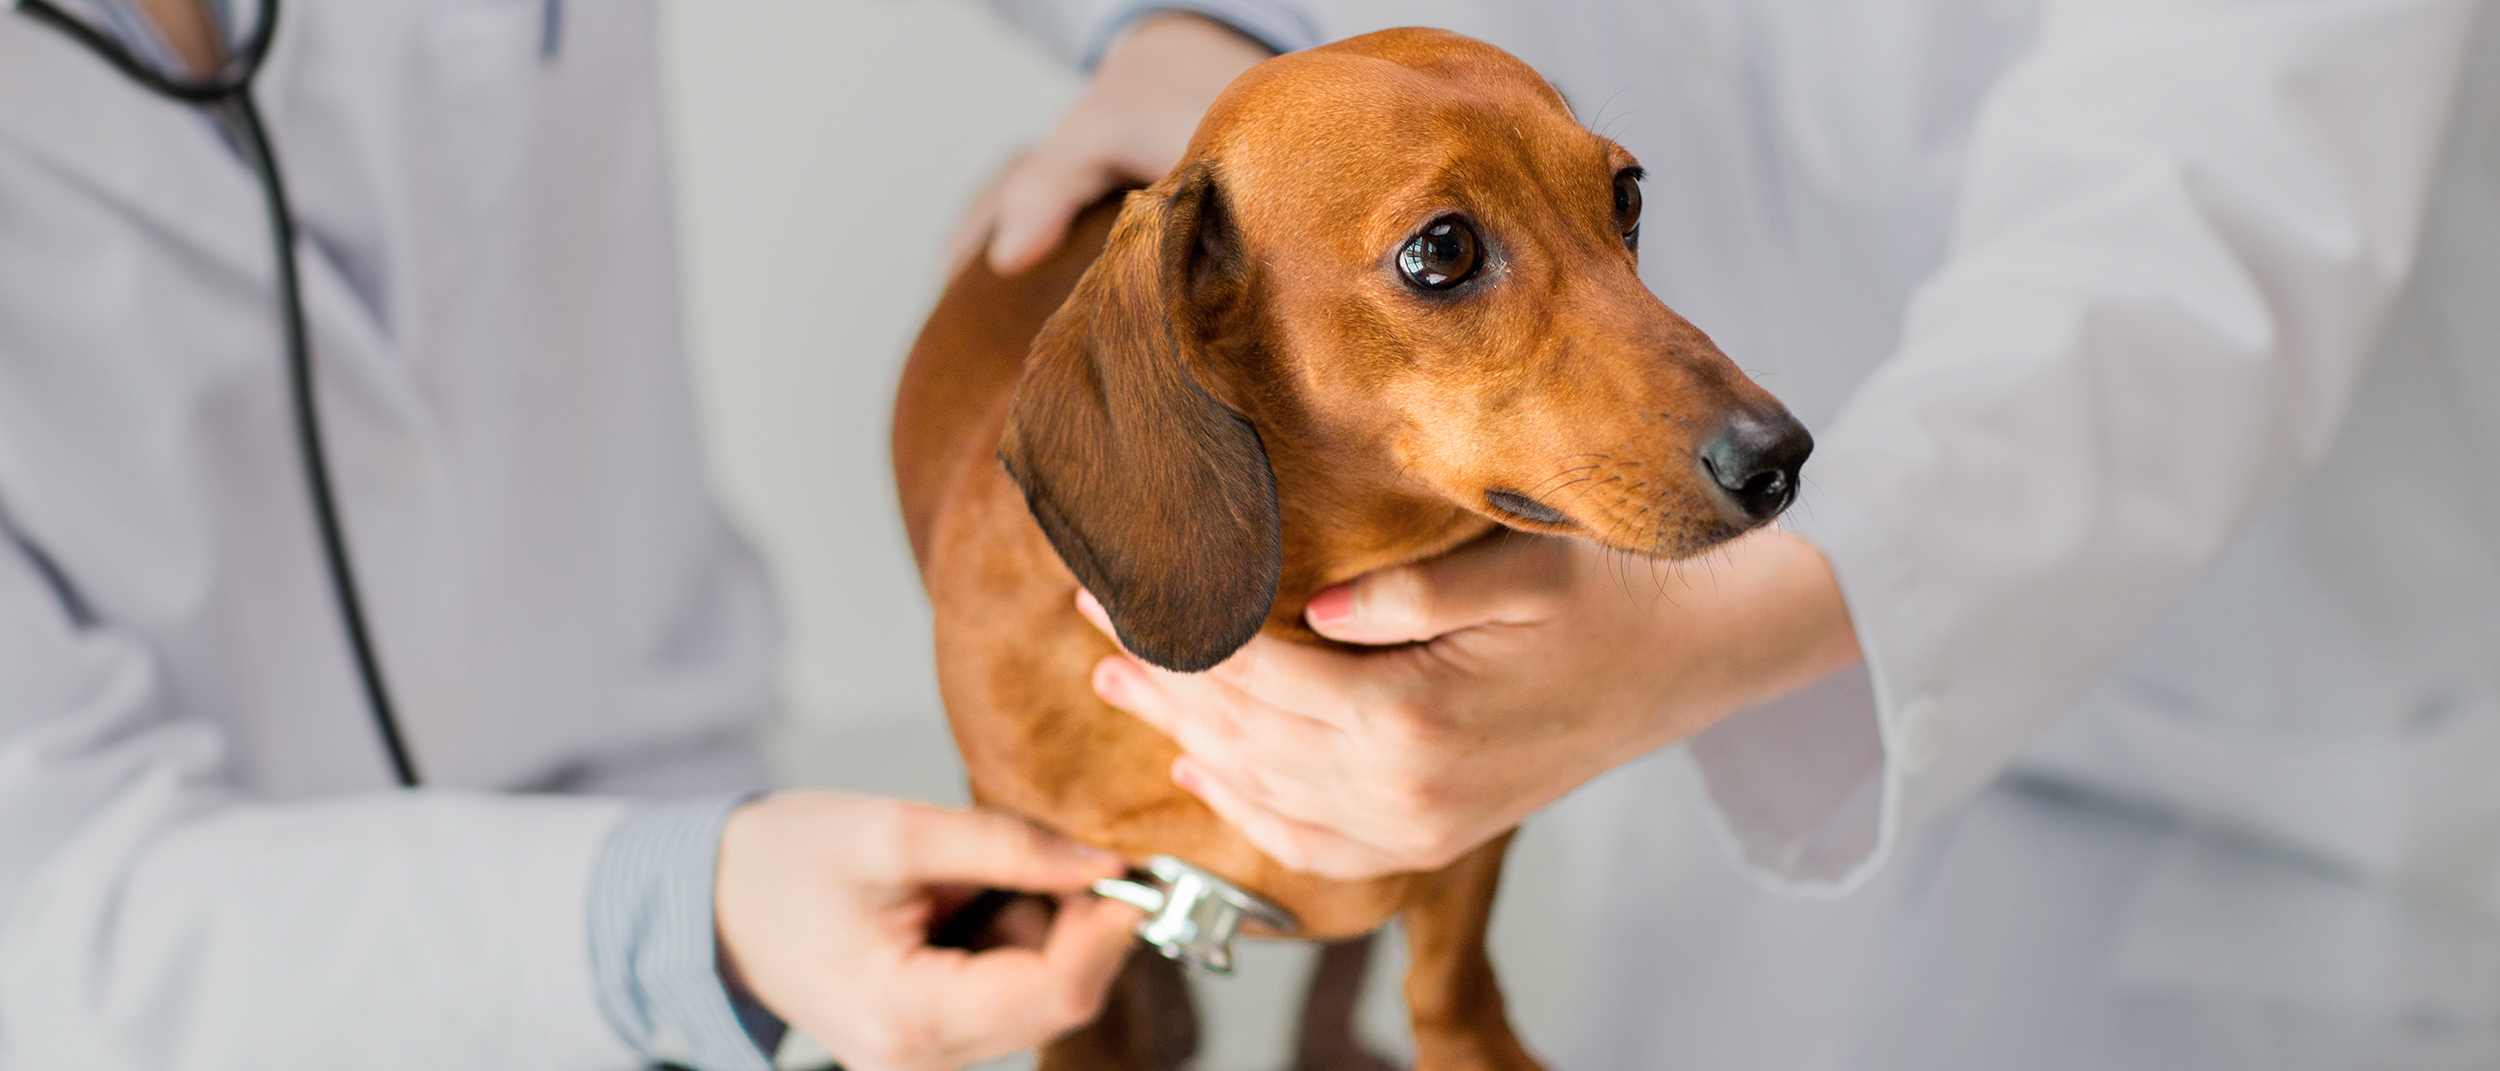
left=989, top=897, right=1143, bottom=1034
left=884, top=802, right=1127, bottom=893
left=1069, top=587, right=1489, bottom=879
left=1305, top=533, right=1573, bottom=645
left=986, top=149, right=1116, bottom=275
left=1076, top=589, right=1384, bottom=730
left=1090, top=650, right=1233, bottom=742
left=1091, top=655, right=1350, bottom=822
left=981, top=11, right=1267, bottom=277
left=725, top=794, right=1144, bottom=1071
left=928, top=896, right=1139, bottom=1035
left=856, top=896, right=1141, bottom=1071
left=1040, top=893, right=1147, bottom=1000
left=1085, top=627, right=1342, bottom=751
left=1169, top=757, right=1409, bottom=881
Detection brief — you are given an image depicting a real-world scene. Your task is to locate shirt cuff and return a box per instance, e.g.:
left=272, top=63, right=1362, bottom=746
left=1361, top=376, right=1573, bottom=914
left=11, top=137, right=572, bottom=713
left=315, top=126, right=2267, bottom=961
left=1079, top=1, right=1321, bottom=68
left=586, top=795, right=784, bottom=1071
left=1685, top=663, right=1892, bottom=896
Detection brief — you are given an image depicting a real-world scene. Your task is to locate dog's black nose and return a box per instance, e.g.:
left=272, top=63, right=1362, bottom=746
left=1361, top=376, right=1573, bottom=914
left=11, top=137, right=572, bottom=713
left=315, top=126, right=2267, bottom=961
left=1699, top=410, right=1812, bottom=523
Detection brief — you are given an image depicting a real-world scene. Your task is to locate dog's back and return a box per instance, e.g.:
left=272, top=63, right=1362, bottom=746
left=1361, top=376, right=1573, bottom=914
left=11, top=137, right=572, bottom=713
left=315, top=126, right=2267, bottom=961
left=894, top=205, right=1112, bottom=567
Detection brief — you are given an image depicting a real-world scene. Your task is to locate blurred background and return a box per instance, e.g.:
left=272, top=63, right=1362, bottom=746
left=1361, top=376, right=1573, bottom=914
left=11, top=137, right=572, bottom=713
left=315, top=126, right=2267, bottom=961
left=653, top=1, right=1595, bottom=1067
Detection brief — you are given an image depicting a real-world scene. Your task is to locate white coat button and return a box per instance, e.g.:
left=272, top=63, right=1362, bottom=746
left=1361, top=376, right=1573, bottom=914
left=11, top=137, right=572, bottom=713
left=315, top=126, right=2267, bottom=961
left=1893, top=695, right=1948, bottom=773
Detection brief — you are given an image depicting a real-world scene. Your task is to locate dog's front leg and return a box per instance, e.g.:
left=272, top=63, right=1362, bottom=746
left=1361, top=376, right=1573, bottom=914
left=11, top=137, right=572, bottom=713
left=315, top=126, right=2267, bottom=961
left=1400, top=831, right=1545, bottom=1071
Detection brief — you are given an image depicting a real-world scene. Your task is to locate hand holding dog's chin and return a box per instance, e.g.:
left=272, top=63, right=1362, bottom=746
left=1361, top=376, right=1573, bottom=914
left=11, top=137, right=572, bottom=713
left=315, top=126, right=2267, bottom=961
left=955, top=12, right=1272, bottom=275
left=1081, top=528, right=1862, bottom=881
left=712, top=792, right=1140, bottom=1071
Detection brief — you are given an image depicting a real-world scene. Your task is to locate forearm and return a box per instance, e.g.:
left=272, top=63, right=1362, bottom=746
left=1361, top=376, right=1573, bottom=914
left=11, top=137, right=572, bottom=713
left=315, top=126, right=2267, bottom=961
left=1801, top=0, right=2474, bottom=812
left=3, top=788, right=635, bottom=1070
left=1592, top=530, right=1864, bottom=771
left=0, top=514, right=639, bottom=1069
left=1695, top=0, right=2478, bottom=892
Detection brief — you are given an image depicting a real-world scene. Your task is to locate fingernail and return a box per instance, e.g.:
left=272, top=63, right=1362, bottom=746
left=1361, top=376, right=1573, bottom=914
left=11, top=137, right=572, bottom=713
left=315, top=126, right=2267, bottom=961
left=1170, top=757, right=1198, bottom=792
left=1079, top=843, right=1125, bottom=867
left=1092, top=659, right=1131, bottom=703
left=990, top=229, right=1035, bottom=273
left=1307, top=584, right=1355, bottom=628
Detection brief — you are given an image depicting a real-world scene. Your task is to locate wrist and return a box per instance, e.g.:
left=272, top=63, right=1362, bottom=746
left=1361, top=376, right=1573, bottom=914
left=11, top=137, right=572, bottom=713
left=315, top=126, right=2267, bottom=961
left=1115, top=10, right=1281, bottom=59
left=590, top=795, right=781, bottom=1071
left=1629, top=529, right=1862, bottom=752
left=1730, top=528, right=1864, bottom=702
left=1096, top=10, right=1276, bottom=93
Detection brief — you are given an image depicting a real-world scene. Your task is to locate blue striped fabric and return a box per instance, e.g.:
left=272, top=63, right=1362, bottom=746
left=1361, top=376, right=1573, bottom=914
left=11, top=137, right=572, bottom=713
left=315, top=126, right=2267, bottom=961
left=587, top=795, right=784, bottom=1071
left=1079, top=0, right=1322, bottom=69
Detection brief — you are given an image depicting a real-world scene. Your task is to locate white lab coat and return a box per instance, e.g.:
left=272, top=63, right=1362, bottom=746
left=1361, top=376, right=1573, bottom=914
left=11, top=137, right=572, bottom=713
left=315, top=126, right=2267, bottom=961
left=0, top=1, right=778, bottom=1068
left=998, top=0, right=2500, bottom=1065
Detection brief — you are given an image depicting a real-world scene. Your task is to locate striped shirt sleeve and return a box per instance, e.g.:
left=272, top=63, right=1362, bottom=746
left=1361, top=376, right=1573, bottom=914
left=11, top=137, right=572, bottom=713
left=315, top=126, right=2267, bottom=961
left=586, top=795, right=784, bottom=1071
left=987, top=0, right=1322, bottom=69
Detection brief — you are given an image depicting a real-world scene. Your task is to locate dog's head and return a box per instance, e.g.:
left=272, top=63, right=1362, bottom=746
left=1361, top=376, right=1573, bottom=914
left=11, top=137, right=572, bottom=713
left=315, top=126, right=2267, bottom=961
left=1000, top=28, right=1811, bottom=672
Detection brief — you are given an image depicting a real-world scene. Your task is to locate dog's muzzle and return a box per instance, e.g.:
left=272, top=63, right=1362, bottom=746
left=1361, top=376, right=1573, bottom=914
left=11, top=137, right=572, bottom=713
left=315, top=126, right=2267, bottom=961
left=1092, top=855, right=1298, bottom=974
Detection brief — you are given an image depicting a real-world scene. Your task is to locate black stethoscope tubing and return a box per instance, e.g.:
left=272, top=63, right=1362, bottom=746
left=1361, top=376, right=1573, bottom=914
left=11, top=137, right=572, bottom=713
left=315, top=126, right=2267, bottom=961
left=17, top=0, right=420, bottom=788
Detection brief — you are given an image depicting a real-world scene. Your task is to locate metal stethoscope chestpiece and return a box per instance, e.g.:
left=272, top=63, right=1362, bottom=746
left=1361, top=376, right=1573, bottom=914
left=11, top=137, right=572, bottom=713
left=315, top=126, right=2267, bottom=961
left=1090, top=855, right=1297, bottom=974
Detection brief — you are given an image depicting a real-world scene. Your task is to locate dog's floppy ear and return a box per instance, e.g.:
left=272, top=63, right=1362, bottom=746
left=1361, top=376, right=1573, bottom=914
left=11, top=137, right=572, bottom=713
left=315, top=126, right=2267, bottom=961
left=998, top=165, right=1279, bottom=673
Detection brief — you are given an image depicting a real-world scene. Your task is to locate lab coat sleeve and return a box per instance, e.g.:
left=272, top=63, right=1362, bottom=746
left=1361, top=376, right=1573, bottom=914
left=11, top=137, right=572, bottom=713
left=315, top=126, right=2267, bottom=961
left=1689, top=0, right=2480, bottom=895
left=982, top=0, right=1320, bottom=67
left=0, top=533, right=641, bottom=1069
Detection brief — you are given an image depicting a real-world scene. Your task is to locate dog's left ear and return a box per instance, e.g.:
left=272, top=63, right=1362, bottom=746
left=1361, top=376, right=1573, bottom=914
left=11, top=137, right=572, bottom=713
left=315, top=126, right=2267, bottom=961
left=998, top=164, right=1278, bottom=674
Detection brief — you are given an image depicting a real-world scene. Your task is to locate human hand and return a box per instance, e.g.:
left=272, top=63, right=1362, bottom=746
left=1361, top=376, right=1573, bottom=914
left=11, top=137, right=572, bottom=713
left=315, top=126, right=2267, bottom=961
left=951, top=12, right=1273, bottom=275
left=714, top=792, right=1142, bottom=1071
left=1080, top=529, right=1861, bottom=880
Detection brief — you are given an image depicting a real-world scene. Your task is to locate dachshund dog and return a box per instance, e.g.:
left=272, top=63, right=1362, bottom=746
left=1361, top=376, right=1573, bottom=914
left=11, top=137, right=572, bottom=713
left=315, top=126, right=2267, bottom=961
left=893, top=27, right=1810, bottom=1071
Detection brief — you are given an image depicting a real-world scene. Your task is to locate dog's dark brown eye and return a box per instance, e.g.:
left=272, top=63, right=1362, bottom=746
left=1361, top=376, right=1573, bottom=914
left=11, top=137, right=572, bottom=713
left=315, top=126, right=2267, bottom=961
left=1398, top=217, right=1482, bottom=290
left=1614, top=168, right=1644, bottom=251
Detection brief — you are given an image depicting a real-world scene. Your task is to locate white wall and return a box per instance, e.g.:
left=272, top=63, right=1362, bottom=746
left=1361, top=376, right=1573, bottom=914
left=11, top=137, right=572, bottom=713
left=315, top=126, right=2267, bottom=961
left=655, top=0, right=1080, bottom=732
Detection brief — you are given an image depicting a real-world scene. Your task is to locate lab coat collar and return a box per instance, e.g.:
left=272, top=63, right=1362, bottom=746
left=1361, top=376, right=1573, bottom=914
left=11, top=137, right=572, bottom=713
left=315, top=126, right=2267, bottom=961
left=0, top=3, right=432, bottom=473
left=0, top=7, right=271, bottom=284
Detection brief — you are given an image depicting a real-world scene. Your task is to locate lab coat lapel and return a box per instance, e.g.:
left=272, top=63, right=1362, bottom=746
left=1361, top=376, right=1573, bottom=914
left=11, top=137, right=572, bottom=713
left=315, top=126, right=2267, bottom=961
left=0, top=9, right=272, bottom=284
left=0, top=5, right=430, bottom=430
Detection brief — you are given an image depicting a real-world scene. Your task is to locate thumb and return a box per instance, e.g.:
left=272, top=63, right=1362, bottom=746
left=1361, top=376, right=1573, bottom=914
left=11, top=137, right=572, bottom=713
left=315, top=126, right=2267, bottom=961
left=1305, top=533, right=1572, bottom=644
left=893, top=804, right=1128, bottom=894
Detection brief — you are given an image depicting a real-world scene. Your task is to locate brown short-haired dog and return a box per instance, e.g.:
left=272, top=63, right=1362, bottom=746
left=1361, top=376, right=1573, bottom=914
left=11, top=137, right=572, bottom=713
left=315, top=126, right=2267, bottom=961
left=895, top=27, right=1809, bottom=1070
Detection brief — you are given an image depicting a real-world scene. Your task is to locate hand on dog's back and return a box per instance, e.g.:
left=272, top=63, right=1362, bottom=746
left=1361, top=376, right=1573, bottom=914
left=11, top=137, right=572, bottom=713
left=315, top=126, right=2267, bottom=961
left=952, top=12, right=1269, bottom=276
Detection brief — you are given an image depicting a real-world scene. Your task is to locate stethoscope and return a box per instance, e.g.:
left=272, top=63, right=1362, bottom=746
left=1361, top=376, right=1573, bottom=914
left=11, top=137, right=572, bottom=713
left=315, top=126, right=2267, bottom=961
left=15, top=0, right=421, bottom=787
